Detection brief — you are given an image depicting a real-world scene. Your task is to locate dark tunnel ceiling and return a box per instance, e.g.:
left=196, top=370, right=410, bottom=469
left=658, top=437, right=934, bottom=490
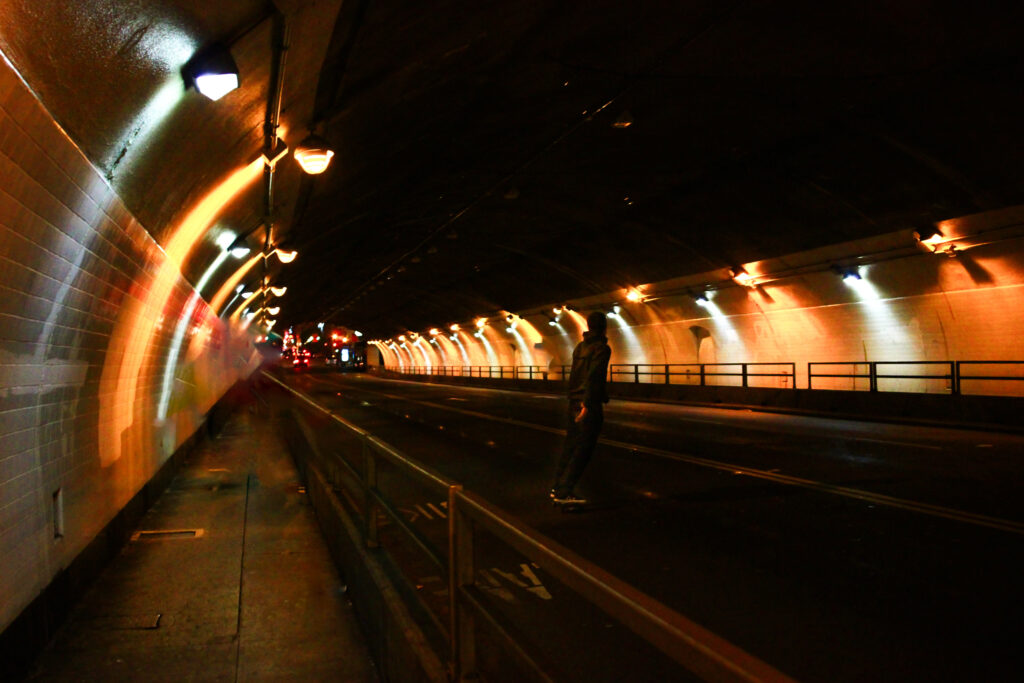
left=284, top=1, right=1024, bottom=335
left=5, top=1, right=1024, bottom=338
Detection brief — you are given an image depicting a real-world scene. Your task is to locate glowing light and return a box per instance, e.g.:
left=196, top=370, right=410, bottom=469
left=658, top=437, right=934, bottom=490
left=398, top=335, right=407, bottom=342
left=731, top=267, right=756, bottom=287
left=269, top=286, right=287, bottom=297
left=842, top=269, right=862, bottom=284
left=196, top=73, right=239, bottom=101
left=294, top=134, right=335, bottom=174
left=267, top=306, right=280, bottom=315
left=553, top=306, right=563, bottom=315
left=450, top=324, right=460, bottom=332
left=275, top=249, right=298, bottom=263
left=475, top=317, right=487, bottom=328
left=241, top=291, right=253, bottom=299
left=695, top=293, right=710, bottom=307
left=354, top=331, right=363, bottom=337
left=626, top=290, right=640, bottom=302
left=230, top=244, right=250, bottom=258
left=429, top=328, right=440, bottom=336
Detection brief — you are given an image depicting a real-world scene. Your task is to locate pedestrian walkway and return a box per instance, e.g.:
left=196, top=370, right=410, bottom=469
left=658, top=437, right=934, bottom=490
left=25, top=407, right=378, bottom=682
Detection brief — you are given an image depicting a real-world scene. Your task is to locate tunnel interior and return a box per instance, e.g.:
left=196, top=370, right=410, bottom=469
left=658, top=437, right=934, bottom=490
left=2, top=0, right=1024, bottom=676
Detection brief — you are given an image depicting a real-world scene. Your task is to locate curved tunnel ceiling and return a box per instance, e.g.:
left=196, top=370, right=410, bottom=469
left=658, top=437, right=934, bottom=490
left=4, top=1, right=1024, bottom=338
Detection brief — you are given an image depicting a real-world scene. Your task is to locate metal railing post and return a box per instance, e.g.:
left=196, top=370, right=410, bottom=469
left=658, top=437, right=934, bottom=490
left=448, top=486, right=476, bottom=681
left=742, top=363, right=748, bottom=388
left=664, top=364, right=670, bottom=385
left=869, top=363, right=878, bottom=392
left=951, top=361, right=959, bottom=394
left=700, top=364, right=706, bottom=387
left=362, top=436, right=379, bottom=548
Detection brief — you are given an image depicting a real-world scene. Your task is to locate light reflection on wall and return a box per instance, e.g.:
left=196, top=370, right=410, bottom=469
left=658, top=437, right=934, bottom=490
left=844, top=269, right=910, bottom=354
left=474, top=328, right=499, bottom=365
left=412, top=338, right=433, bottom=368
left=99, top=159, right=262, bottom=466
left=210, top=253, right=261, bottom=314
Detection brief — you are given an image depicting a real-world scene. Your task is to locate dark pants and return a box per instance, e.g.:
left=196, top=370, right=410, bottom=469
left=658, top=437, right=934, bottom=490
left=552, top=400, right=603, bottom=497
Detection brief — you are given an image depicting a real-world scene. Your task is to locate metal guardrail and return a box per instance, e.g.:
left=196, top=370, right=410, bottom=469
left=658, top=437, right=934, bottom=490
left=807, top=360, right=1024, bottom=394
left=609, top=363, right=796, bottom=388
left=392, top=360, right=1024, bottom=397
left=263, top=371, right=795, bottom=682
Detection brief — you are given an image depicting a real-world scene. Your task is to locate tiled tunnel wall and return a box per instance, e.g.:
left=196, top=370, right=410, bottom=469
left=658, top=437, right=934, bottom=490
left=0, top=55, right=260, bottom=632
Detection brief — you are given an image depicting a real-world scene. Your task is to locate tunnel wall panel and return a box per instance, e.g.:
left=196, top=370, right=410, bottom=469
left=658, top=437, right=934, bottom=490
left=379, top=237, right=1024, bottom=397
left=0, top=54, right=260, bottom=633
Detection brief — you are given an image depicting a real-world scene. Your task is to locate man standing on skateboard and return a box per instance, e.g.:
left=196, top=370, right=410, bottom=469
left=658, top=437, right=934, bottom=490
left=551, top=311, right=611, bottom=505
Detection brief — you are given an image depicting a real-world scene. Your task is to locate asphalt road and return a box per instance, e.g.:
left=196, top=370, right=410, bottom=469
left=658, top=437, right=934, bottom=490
left=277, top=367, right=1024, bottom=683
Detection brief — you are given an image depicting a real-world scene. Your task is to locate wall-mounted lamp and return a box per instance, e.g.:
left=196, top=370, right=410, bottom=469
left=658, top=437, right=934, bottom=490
left=183, top=43, right=240, bottom=101
left=840, top=267, right=862, bottom=284
left=429, top=328, right=440, bottom=336
left=475, top=317, right=487, bottom=328
left=269, top=286, right=287, bottom=297
left=694, top=292, right=710, bottom=307
left=240, top=290, right=254, bottom=299
left=274, top=249, right=298, bottom=263
left=354, top=330, right=363, bottom=337
left=266, top=306, right=280, bottom=315
left=294, top=133, right=335, bottom=174
left=450, top=324, right=460, bottom=332
left=730, top=266, right=756, bottom=287
left=625, top=287, right=646, bottom=302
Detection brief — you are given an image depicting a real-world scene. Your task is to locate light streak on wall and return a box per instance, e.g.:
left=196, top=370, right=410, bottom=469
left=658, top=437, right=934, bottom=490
left=844, top=269, right=910, bottom=353
left=451, top=333, right=471, bottom=365
left=474, top=328, right=499, bottom=365
left=412, top=338, right=433, bottom=368
left=607, top=309, right=644, bottom=363
left=100, top=160, right=262, bottom=465
left=210, top=253, right=261, bottom=314
left=697, top=298, right=741, bottom=344
left=157, top=248, right=232, bottom=419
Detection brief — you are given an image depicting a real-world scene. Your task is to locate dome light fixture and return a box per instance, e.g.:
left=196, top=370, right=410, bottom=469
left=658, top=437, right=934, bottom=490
left=183, top=43, right=240, bottom=101
left=294, top=133, right=335, bottom=174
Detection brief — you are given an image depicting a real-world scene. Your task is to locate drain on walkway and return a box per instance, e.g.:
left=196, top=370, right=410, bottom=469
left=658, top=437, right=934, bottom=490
left=131, top=529, right=205, bottom=541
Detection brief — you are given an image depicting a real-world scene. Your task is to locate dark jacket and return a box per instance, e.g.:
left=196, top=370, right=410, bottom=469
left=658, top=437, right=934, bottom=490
left=566, top=331, right=611, bottom=407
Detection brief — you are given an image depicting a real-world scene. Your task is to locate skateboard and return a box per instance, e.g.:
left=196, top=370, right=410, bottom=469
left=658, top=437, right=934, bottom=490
left=552, top=497, right=589, bottom=512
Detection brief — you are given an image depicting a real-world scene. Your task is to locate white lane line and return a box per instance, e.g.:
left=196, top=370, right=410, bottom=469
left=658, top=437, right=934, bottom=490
left=852, top=437, right=942, bottom=450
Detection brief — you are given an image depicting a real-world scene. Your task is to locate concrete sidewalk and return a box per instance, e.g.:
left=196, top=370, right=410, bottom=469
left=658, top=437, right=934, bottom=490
left=25, top=408, right=378, bottom=682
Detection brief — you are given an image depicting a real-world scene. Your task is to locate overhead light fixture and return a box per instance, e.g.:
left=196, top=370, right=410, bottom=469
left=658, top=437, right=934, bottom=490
left=625, top=288, right=644, bottom=302
left=429, top=328, right=440, bottom=336
left=730, top=267, right=756, bottom=287
left=267, top=306, right=280, bottom=315
left=354, top=330, right=363, bottom=337
left=183, top=43, right=240, bottom=101
left=269, top=286, right=287, bottom=297
left=841, top=268, right=862, bottom=284
left=552, top=306, right=563, bottom=315
left=294, top=133, right=335, bottom=174
left=475, top=317, right=487, bottom=328
left=274, top=249, right=298, bottom=264
left=449, top=324, right=460, bottom=332
left=612, top=111, right=634, bottom=129
left=240, top=290, right=253, bottom=299
left=505, top=314, right=515, bottom=323
left=694, top=293, right=710, bottom=307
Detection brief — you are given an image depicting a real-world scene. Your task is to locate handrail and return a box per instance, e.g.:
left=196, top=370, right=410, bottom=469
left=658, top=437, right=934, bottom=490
left=389, top=360, right=1024, bottom=397
left=263, top=370, right=795, bottom=682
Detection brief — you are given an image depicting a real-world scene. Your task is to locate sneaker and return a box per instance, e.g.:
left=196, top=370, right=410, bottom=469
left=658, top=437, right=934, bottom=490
left=553, top=494, right=587, bottom=505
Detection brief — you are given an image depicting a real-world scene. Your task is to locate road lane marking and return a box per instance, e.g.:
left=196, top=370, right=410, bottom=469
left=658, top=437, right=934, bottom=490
left=427, top=503, right=447, bottom=518
left=304, top=379, right=1024, bottom=536
left=415, top=504, right=434, bottom=520
left=852, top=437, right=942, bottom=450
